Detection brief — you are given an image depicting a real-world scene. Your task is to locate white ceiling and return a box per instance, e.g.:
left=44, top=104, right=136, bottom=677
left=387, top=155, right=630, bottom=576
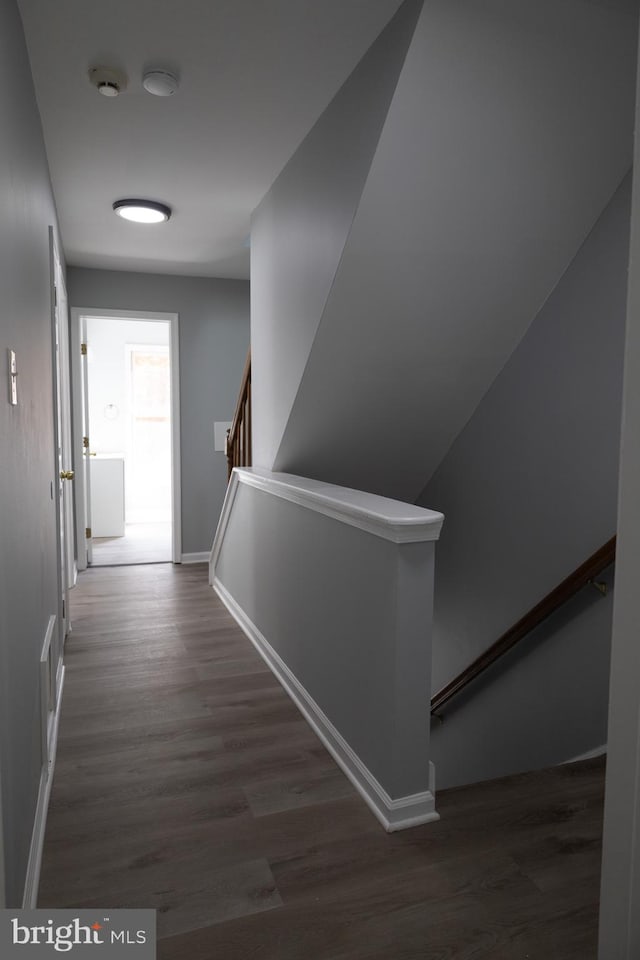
left=17, top=0, right=403, bottom=279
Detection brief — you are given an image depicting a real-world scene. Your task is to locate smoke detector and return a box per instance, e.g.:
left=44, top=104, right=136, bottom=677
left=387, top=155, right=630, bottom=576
left=89, top=67, right=127, bottom=97
left=142, top=70, right=179, bottom=97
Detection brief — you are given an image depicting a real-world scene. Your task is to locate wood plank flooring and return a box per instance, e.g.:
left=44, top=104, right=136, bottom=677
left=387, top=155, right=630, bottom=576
left=39, top=563, right=605, bottom=958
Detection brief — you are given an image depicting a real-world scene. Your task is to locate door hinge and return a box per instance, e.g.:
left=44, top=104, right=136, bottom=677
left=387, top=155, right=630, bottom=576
left=54, top=286, right=58, bottom=307
left=83, top=436, right=90, bottom=448
left=81, top=342, right=88, bottom=356
left=85, top=527, right=92, bottom=539
left=62, top=598, right=65, bottom=619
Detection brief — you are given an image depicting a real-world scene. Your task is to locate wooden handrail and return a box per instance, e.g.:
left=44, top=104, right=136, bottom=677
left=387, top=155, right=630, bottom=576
left=226, top=350, right=252, bottom=480
left=431, top=536, right=617, bottom=716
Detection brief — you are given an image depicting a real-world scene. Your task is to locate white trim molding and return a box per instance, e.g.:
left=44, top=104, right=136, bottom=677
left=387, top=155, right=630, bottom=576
left=39, top=615, right=57, bottom=766
left=181, top=552, right=210, bottom=564
left=23, top=619, right=66, bottom=909
left=240, top=468, right=443, bottom=541
left=214, top=577, right=439, bottom=832
left=209, top=469, right=241, bottom=577
left=210, top=467, right=444, bottom=573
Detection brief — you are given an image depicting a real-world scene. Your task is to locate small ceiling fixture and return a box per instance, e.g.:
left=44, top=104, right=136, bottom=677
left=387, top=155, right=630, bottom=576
left=89, top=67, right=127, bottom=98
left=142, top=70, right=179, bottom=97
left=113, top=199, right=172, bottom=223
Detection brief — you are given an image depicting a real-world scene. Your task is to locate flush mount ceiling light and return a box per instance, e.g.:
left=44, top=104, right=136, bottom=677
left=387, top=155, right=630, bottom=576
left=112, top=199, right=172, bottom=224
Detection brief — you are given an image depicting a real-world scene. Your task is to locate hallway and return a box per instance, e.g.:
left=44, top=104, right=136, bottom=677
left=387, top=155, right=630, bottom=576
left=39, top=563, right=605, bottom=958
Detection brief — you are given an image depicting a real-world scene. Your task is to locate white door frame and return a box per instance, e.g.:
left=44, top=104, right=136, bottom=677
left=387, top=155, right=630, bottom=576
left=70, top=307, right=181, bottom=565
left=49, top=230, right=73, bottom=645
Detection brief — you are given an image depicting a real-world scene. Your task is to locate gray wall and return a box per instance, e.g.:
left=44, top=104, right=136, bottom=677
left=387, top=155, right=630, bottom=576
left=419, top=175, right=631, bottom=788
left=0, top=0, right=62, bottom=905
left=251, top=0, right=422, bottom=470
left=256, top=0, right=636, bottom=503
left=67, top=268, right=250, bottom=554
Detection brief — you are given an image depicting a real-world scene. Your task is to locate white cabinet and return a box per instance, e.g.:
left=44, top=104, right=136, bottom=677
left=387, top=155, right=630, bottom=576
left=90, top=457, right=125, bottom=537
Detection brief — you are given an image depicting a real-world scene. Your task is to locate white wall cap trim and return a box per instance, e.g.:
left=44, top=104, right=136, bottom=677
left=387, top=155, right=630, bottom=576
left=23, top=663, right=65, bottom=908
left=232, top=467, right=444, bottom=543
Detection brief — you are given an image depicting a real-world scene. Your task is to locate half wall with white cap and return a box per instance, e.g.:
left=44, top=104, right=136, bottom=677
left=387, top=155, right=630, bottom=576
left=210, top=467, right=444, bottom=830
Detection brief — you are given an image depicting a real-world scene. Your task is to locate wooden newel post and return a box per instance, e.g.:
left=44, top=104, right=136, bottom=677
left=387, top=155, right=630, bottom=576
left=225, top=428, right=233, bottom=481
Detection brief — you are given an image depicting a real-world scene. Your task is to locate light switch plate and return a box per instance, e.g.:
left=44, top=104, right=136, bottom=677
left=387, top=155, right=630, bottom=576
left=214, top=421, right=232, bottom=452
left=8, top=350, right=17, bottom=405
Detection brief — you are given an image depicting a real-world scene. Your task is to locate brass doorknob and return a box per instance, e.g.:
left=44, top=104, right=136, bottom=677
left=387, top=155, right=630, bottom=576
left=59, top=470, right=75, bottom=480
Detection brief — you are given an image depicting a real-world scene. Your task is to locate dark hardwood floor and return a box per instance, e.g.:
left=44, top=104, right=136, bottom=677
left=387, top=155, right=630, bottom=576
left=39, top=563, right=605, bottom=958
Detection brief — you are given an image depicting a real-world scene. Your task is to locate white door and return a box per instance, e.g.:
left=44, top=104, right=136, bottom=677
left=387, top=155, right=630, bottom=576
left=70, top=314, right=94, bottom=569
left=58, top=272, right=75, bottom=594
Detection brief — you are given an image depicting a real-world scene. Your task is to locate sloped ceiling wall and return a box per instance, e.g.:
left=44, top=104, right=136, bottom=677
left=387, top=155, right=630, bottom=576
left=251, top=0, right=423, bottom=468
left=253, top=0, right=638, bottom=502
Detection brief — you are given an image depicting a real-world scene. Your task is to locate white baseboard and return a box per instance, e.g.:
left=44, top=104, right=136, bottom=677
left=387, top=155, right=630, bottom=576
left=213, top=577, right=439, bottom=832
left=22, top=664, right=66, bottom=909
left=181, top=552, right=210, bottom=564
left=566, top=744, right=607, bottom=764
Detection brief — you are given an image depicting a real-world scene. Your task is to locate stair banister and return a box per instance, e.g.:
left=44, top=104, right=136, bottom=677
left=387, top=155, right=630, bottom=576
left=431, top=536, right=617, bottom=716
left=226, top=349, right=251, bottom=480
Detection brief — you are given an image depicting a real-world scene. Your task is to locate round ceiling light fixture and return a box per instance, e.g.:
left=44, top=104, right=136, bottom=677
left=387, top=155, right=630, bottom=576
left=142, top=70, right=179, bottom=97
left=112, top=199, right=172, bottom=223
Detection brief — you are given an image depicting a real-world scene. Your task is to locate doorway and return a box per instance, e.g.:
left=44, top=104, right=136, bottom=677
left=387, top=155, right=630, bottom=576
left=71, top=308, right=181, bottom=567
